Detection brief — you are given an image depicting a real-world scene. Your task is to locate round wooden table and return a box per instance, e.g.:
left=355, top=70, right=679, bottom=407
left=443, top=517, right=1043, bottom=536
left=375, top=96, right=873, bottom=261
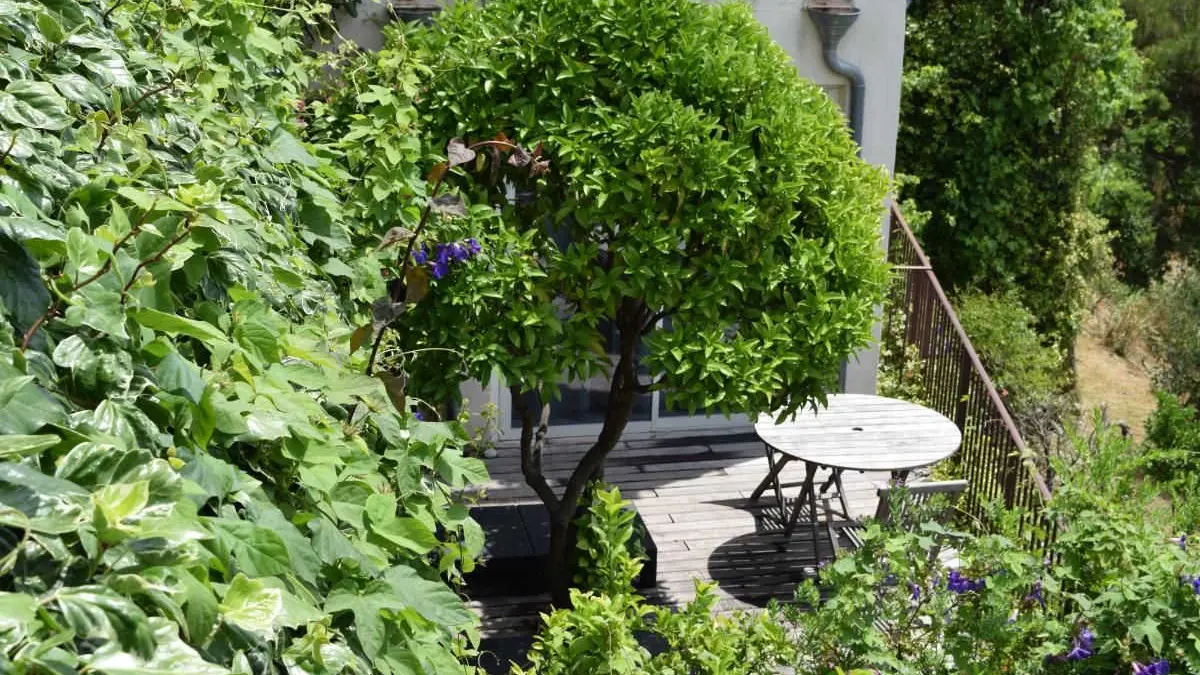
left=749, top=394, right=962, bottom=554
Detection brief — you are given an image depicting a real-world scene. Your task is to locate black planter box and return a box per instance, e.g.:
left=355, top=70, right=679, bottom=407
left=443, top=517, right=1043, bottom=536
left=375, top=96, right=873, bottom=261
left=466, top=503, right=658, bottom=597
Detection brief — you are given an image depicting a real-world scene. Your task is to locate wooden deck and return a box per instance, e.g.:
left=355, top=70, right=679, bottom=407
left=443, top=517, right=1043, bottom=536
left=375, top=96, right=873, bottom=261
left=467, top=425, right=897, bottom=646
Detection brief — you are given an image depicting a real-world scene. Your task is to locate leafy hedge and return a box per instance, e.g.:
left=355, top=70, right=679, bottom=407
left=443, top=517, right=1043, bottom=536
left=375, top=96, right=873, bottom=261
left=0, top=1, right=485, bottom=674
left=898, top=0, right=1140, bottom=347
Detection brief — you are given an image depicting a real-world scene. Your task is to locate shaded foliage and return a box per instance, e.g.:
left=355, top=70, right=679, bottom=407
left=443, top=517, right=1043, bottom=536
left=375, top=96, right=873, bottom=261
left=898, top=0, right=1140, bottom=347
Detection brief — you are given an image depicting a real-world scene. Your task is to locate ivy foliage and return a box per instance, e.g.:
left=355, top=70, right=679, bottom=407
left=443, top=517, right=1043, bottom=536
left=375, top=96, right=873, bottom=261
left=402, top=0, right=890, bottom=418
left=898, top=0, right=1141, bottom=347
left=0, top=1, right=486, bottom=674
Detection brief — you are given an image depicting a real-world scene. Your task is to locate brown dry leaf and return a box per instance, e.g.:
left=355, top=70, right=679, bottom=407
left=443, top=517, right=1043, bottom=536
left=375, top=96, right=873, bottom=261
left=349, top=323, right=373, bottom=354
left=405, top=265, right=429, bottom=303
left=447, top=138, right=476, bottom=167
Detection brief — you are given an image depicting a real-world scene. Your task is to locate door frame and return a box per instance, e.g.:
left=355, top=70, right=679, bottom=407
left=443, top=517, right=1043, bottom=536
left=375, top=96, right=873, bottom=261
left=491, top=376, right=750, bottom=439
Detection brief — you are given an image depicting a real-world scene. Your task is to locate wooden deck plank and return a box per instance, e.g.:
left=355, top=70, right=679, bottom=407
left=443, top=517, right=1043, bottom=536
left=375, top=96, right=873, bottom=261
left=468, top=428, right=933, bottom=645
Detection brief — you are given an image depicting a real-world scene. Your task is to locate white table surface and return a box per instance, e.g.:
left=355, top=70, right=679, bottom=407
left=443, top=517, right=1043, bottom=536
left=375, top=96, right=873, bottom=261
left=754, top=393, right=962, bottom=473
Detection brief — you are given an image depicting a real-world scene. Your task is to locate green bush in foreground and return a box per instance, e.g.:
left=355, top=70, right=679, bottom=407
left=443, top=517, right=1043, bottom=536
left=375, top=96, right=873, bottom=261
left=0, top=0, right=486, bottom=673
left=516, top=486, right=794, bottom=675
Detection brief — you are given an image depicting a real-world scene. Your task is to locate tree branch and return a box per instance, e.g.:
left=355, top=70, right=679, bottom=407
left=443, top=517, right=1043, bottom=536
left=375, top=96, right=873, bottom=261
left=21, top=204, right=154, bottom=350
left=512, top=385, right=561, bottom=513
left=121, top=218, right=194, bottom=300
left=558, top=298, right=644, bottom=513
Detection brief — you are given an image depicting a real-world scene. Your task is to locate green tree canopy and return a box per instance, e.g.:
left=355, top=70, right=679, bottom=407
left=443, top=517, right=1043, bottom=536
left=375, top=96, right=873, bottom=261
left=898, top=0, right=1140, bottom=346
left=396, top=0, right=888, bottom=603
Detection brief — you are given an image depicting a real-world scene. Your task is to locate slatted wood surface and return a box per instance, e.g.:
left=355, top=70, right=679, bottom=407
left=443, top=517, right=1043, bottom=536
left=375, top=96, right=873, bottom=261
left=466, top=424, right=902, bottom=645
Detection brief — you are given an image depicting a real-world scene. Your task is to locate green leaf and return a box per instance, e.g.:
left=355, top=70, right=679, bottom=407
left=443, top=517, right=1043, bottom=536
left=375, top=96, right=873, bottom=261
left=178, top=571, right=218, bottom=645
left=180, top=454, right=238, bottom=502
left=37, top=12, right=66, bottom=44
left=156, top=351, right=204, bottom=403
left=435, top=450, right=489, bottom=488
left=0, top=233, right=51, bottom=336
left=0, top=462, right=90, bottom=533
left=93, top=481, right=150, bottom=532
left=264, top=129, right=318, bottom=167
left=0, top=434, right=59, bottom=458
left=1131, top=617, right=1164, bottom=653
left=324, top=582, right=402, bottom=660
left=85, top=617, right=229, bottom=675
left=64, top=287, right=129, bottom=339
left=245, top=501, right=322, bottom=586
left=207, top=518, right=292, bottom=577
left=383, top=565, right=475, bottom=629
left=0, top=81, right=72, bottom=130
left=52, top=72, right=107, bottom=106
left=57, top=586, right=156, bottom=659
left=218, top=574, right=282, bottom=638
left=129, top=308, right=228, bottom=345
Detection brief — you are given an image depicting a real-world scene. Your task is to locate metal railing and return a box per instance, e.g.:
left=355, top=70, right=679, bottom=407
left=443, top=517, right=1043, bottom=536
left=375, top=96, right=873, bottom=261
left=882, top=203, right=1054, bottom=545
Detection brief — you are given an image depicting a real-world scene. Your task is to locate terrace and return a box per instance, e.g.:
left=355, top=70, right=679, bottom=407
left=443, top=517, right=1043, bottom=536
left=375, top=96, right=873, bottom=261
left=466, top=204, right=1056, bottom=660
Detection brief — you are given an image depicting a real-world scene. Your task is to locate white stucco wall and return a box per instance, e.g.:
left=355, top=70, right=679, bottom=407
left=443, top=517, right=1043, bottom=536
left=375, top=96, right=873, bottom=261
left=750, top=0, right=906, bottom=395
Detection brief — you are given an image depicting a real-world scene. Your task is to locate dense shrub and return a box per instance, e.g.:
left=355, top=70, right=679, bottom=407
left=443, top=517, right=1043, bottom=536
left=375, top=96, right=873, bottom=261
left=1142, top=391, right=1200, bottom=483
left=0, top=0, right=486, bottom=673
left=1147, top=265, right=1200, bottom=406
left=1093, top=0, right=1200, bottom=283
left=515, top=486, right=794, bottom=675
left=898, top=0, right=1140, bottom=346
left=783, top=420, right=1200, bottom=675
left=953, top=291, right=1073, bottom=447
left=404, top=0, right=889, bottom=604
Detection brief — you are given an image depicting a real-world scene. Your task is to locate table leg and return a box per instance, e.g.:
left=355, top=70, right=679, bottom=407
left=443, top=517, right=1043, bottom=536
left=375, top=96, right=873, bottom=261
left=783, top=462, right=817, bottom=539
left=834, top=470, right=852, bottom=522
left=750, top=443, right=791, bottom=514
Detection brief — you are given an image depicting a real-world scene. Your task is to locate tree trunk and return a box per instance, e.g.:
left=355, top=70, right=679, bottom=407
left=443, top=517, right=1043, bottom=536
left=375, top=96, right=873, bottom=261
left=522, top=298, right=646, bottom=608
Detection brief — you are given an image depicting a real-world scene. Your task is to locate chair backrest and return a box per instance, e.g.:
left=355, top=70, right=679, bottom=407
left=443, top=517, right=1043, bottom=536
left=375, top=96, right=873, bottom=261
left=874, top=480, right=969, bottom=526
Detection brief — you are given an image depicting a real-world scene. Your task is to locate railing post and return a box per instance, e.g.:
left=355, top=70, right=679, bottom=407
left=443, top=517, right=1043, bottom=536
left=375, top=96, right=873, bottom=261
left=953, top=349, right=972, bottom=429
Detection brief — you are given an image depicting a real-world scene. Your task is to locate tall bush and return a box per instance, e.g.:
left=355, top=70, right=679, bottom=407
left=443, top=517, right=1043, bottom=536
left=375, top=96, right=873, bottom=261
left=0, top=0, right=485, bottom=673
left=403, top=0, right=888, bottom=605
left=898, top=0, right=1140, bottom=346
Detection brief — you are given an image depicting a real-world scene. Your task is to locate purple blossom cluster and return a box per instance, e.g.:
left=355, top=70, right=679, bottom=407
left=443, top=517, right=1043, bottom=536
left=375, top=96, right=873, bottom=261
left=1046, top=627, right=1094, bottom=664
left=1133, top=659, right=1170, bottom=675
left=1182, top=574, right=1200, bottom=595
left=412, top=238, right=482, bottom=279
left=1065, top=628, right=1094, bottom=661
left=1024, top=579, right=1045, bottom=608
left=946, top=570, right=985, bottom=594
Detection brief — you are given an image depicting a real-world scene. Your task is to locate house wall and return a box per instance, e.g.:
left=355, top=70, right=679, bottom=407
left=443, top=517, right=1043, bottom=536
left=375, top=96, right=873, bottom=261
left=750, top=0, right=906, bottom=395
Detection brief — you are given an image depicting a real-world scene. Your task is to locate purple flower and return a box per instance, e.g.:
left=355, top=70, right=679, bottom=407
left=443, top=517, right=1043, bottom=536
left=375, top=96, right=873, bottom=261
left=1182, top=575, right=1200, bottom=595
left=946, top=570, right=985, bottom=594
left=434, top=243, right=451, bottom=265
left=466, top=237, right=481, bottom=254
left=412, top=244, right=429, bottom=265
left=909, top=581, right=921, bottom=603
left=1133, top=660, right=1170, bottom=675
left=449, top=242, right=470, bottom=261
left=431, top=259, right=449, bottom=279
left=1174, top=534, right=1188, bottom=551
left=413, top=411, right=424, bottom=421
left=1066, top=628, right=1095, bottom=661
left=1024, top=580, right=1045, bottom=608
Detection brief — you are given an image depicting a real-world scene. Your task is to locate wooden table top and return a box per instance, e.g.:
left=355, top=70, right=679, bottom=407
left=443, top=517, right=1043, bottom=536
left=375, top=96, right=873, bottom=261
left=753, top=394, right=962, bottom=472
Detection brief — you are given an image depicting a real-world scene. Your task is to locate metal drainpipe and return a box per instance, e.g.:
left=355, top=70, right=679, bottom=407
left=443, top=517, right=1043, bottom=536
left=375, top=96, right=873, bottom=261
left=807, top=4, right=867, bottom=392
left=807, top=5, right=865, bottom=154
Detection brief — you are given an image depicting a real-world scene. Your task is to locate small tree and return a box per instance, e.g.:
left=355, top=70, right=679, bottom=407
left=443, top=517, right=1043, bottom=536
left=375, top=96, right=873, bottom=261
left=405, top=0, right=888, bottom=605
